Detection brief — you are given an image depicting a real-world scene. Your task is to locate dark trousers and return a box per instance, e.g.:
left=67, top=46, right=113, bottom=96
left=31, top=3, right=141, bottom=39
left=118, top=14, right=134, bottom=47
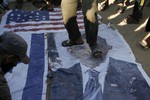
left=61, top=0, right=98, bottom=46
left=132, top=0, right=146, bottom=19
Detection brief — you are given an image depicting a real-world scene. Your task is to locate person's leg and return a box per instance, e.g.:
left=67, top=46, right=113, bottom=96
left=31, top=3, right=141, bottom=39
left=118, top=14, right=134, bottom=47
left=61, top=0, right=83, bottom=47
left=132, top=0, right=146, bottom=18
left=140, top=17, right=150, bottom=48
left=140, top=32, right=150, bottom=48
left=146, top=17, right=150, bottom=32
left=126, top=0, right=146, bottom=24
left=82, top=0, right=102, bottom=57
left=77, top=0, right=82, bottom=10
left=82, top=0, right=98, bottom=46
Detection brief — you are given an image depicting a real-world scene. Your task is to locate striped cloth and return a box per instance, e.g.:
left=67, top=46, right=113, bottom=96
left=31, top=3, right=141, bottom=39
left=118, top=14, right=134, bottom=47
left=1, top=7, right=150, bottom=100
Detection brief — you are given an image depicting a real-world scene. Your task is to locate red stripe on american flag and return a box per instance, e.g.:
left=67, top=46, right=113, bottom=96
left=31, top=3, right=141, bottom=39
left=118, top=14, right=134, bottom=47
left=13, top=26, right=85, bottom=32
left=4, top=21, right=84, bottom=28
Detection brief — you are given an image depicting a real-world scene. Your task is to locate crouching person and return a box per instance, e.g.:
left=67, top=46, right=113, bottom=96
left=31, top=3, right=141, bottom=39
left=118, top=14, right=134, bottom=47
left=0, top=32, right=30, bottom=100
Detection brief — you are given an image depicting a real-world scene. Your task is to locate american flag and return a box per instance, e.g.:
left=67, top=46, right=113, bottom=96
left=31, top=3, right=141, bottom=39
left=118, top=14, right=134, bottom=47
left=2, top=8, right=85, bottom=33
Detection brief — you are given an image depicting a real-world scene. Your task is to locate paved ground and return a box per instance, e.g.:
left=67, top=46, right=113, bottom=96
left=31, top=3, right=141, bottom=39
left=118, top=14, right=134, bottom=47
left=0, top=0, right=150, bottom=77
left=98, top=0, right=150, bottom=76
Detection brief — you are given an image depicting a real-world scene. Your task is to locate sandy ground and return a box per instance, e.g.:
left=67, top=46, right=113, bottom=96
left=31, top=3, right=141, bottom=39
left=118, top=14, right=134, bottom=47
left=0, top=0, right=150, bottom=77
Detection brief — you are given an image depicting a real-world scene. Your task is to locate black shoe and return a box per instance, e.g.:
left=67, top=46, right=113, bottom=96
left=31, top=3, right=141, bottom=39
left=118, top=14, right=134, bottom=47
left=90, top=44, right=102, bottom=58
left=62, top=39, right=84, bottom=47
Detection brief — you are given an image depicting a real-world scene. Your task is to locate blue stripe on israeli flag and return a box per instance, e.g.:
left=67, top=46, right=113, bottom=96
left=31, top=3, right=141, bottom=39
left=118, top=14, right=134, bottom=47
left=22, top=33, right=45, bottom=100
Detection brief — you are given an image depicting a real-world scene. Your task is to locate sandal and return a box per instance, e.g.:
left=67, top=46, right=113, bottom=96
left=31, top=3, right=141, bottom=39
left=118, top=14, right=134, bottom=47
left=92, top=50, right=102, bottom=58
left=90, top=44, right=102, bottom=58
left=62, top=40, right=84, bottom=47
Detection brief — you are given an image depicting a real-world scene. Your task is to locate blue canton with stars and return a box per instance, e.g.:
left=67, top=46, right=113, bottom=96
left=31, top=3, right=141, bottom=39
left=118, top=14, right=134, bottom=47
left=6, top=9, right=50, bottom=24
